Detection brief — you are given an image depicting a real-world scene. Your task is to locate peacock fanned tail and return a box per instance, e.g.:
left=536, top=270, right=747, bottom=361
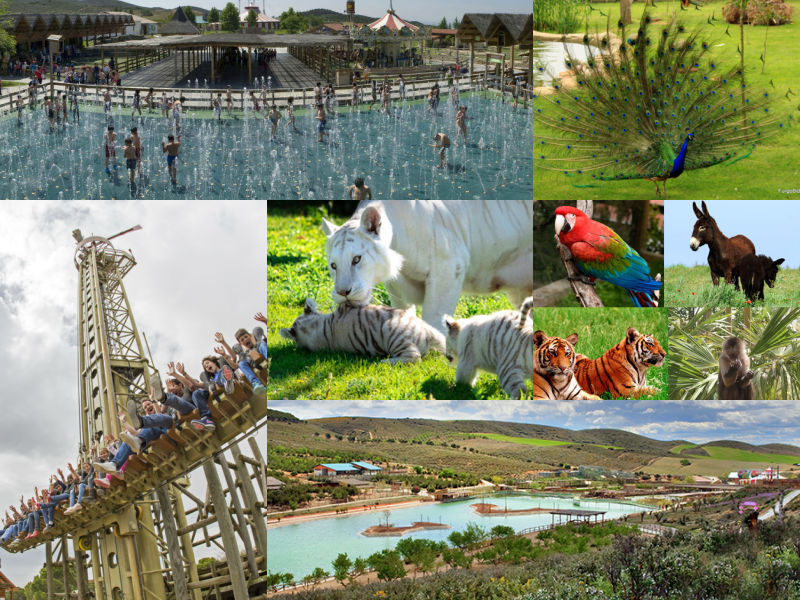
left=534, top=11, right=789, bottom=186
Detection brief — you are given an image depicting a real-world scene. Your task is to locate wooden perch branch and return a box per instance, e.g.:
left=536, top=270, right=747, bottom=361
left=557, top=200, right=604, bottom=308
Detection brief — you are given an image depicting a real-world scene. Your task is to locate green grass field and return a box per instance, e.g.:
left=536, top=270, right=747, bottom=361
left=534, top=0, right=800, bottom=200
left=665, top=265, right=800, bottom=307
left=480, top=433, right=572, bottom=447
left=670, top=442, right=697, bottom=455
left=702, top=445, right=800, bottom=464
left=267, top=206, right=528, bottom=400
left=532, top=307, right=668, bottom=399
left=481, top=433, right=623, bottom=450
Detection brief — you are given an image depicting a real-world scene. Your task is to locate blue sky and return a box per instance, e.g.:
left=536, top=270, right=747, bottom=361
left=665, top=200, right=800, bottom=268
left=124, top=0, right=531, bottom=24
left=270, top=400, right=800, bottom=447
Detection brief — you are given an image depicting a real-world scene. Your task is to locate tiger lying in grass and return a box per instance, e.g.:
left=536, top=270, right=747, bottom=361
left=574, top=328, right=665, bottom=399
left=533, top=331, right=602, bottom=400
left=443, top=298, right=533, bottom=399
left=279, top=299, right=445, bottom=364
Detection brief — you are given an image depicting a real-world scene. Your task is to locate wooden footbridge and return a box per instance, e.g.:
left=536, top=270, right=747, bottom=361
left=1, top=227, right=268, bottom=600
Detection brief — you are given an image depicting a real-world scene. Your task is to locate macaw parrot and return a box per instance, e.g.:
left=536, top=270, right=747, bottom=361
left=554, top=206, right=662, bottom=307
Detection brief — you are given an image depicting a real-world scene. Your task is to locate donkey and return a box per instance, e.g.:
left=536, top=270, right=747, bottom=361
left=689, top=201, right=755, bottom=286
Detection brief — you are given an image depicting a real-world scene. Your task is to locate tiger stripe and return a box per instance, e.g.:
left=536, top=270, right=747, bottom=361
left=574, top=328, right=665, bottom=399
left=532, top=331, right=602, bottom=400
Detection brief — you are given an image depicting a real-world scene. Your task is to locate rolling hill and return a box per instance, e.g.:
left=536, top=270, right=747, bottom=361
left=7, top=0, right=207, bottom=22
left=268, top=412, right=689, bottom=476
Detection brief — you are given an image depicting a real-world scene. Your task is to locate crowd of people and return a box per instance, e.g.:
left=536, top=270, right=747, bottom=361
left=0, top=314, right=266, bottom=549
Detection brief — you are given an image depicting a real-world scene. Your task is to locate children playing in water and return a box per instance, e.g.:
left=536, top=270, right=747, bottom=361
left=130, top=126, right=143, bottom=177
left=268, top=105, right=281, bottom=140
left=161, top=134, right=181, bottom=185
left=16, top=94, right=23, bottom=124
left=347, top=177, right=372, bottom=201
left=122, top=137, right=137, bottom=185
left=44, top=96, right=55, bottom=131
left=131, top=89, right=142, bottom=118
left=225, top=86, right=233, bottom=116
left=161, top=91, right=169, bottom=119
left=286, top=97, right=299, bottom=132
left=351, top=83, right=359, bottom=111
left=250, top=91, right=261, bottom=114
left=144, top=88, right=154, bottom=112
left=431, top=132, right=451, bottom=169
left=315, top=104, right=328, bottom=143
left=104, top=125, right=117, bottom=173
left=381, top=81, right=391, bottom=115
left=103, top=88, right=112, bottom=118
left=213, top=94, right=222, bottom=120
left=455, top=105, right=468, bottom=145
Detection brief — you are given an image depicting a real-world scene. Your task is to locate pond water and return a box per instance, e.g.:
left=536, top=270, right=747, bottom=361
left=0, top=93, right=531, bottom=200
left=267, top=493, right=647, bottom=579
left=533, top=41, right=602, bottom=86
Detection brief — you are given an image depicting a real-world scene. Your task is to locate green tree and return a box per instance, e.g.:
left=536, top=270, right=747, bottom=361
left=332, top=552, right=352, bottom=587
left=438, top=17, right=448, bottom=28
left=0, top=0, right=17, bottom=54
left=680, top=459, right=691, bottom=466
left=279, top=7, right=308, bottom=33
left=24, top=562, right=77, bottom=599
left=207, top=7, right=220, bottom=23
left=367, top=549, right=406, bottom=582
left=182, top=6, right=196, bottom=24
left=246, top=8, right=258, bottom=27
left=350, top=556, right=367, bottom=585
left=309, top=567, right=330, bottom=585
left=442, top=546, right=472, bottom=569
left=220, top=2, right=240, bottom=31
left=490, top=525, right=515, bottom=538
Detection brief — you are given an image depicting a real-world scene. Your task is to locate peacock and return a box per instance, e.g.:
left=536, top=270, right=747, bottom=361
left=534, top=10, right=790, bottom=198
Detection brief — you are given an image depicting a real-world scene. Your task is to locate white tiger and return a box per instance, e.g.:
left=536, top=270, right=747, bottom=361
left=279, top=298, right=446, bottom=364
left=321, top=200, right=533, bottom=334
left=443, top=297, right=534, bottom=399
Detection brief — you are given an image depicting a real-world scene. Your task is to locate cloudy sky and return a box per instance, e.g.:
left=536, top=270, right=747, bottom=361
left=270, top=400, right=800, bottom=446
left=124, top=0, right=531, bottom=25
left=0, top=200, right=265, bottom=586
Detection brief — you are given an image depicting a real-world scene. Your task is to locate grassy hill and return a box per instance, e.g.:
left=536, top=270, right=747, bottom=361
left=268, top=413, right=690, bottom=476
left=7, top=0, right=207, bottom=22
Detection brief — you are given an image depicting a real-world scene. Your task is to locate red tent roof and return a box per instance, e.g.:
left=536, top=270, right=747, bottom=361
left=367, top=9, right=419, bottom=32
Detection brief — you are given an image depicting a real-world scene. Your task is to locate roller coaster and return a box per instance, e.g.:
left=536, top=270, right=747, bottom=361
left=1, top=227, right=267, bottom=600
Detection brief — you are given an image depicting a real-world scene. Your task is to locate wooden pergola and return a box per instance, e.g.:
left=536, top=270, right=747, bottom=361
left=0, top=570, right=19, bottom=599
left=5, top=13, right=133, bottom=49
left=99, top=33, right=346, bottom=85
left=550, top=509, right=607, bottom=527
left=457, top=13, right=533, bottom=85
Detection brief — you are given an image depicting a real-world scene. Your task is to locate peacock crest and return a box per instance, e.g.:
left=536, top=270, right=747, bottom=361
left=534, top=10, right=791, bottom=198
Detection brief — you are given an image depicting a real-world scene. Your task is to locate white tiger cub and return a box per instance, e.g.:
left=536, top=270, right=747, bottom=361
left=279, top=298, right=445, bottom=364
left=443, top=298, right=533, bottom=399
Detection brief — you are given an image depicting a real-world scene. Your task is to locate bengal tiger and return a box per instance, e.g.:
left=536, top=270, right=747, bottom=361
left=443, top=297, right=533, bottom=399
left=533, top=331, right=602, bottom=400
left=279, top=298, right=445, bottom=364
left=574, top=328, right=666, bottom=399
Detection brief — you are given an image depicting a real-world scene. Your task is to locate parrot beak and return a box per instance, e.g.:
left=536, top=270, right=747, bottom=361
left=555, top=214, right=568, bottom=235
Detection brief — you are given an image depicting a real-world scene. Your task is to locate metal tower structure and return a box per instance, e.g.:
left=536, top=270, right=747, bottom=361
left=73, top=226, right=166, bottom=600
left=8, top=227, right=268, bottom=600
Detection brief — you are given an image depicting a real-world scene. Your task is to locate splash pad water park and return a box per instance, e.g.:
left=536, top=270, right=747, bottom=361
left=0, top=13, right=535, bottom=200
left=0, top=85, right=531, bottom=200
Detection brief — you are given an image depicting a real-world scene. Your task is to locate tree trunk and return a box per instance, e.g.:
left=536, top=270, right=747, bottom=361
left=621, top=0, right=633, bottom=25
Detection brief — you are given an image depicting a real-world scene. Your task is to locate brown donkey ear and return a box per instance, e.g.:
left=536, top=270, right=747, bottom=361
left=774, top=258, right=785, bottom=267
left=693, top=202, right=703, bottom=219
left=701, top=200, right=710, bottom=217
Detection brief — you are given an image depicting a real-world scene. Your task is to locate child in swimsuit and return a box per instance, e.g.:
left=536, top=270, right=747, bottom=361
left=104, top=125, right=117, bottom=173
left=315, top=104, right=328, bottom=143
left=122, top=137, right=137, bottom=184
left=286, top=97, right=298, bottom=132
left=268, top=105, right=281, bottom=140
left=213, top=94, right=222, bottom=120
left=161, top=134, right=181, bottom=185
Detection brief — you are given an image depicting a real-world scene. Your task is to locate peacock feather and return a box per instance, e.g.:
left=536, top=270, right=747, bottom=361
left=534, top=10, right=790, bottom=198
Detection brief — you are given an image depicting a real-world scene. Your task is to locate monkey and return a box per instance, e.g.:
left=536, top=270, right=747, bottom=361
left=717, top=336, right=755, bottom=400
